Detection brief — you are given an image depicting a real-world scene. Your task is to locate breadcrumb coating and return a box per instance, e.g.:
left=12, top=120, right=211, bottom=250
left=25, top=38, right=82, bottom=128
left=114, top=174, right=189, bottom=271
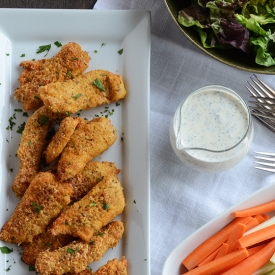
left=66, top=257, right=127, bottom=275
left=67, top=161, right=120, bottom=202
left=45, top=116, right=80, bottom=164
left=12, top=106, right=65, bottom=197
left=57, top=117, right=117, bottom=182
left=0, top=172, right=72, bottom=244
left=49, top=176, right=125, bottom=242
left=21, top=230, right=75, bottom=266
left=14, top=42, right=90, bottom=111
left=35, top=221, right=124, bottom=275
left=38, top=69, right=127, bottom=114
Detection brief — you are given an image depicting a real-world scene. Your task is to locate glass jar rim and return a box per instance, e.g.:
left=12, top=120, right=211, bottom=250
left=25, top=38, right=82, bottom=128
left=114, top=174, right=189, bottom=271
left=174, top=85, right=252, bottom=153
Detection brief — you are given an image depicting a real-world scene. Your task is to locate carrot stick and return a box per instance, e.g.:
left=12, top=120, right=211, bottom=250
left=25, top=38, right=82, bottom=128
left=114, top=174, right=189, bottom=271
left=197, top=247, right=220, bottom=266
left=215, top=243, right=228, bottom=259
left=233, top=200, right=275, bottom=217
left=245, top=217, right=259, bottom=232
left=226, top=222, right=246, bottom=253
left=237, top=224, right=275, bottom=248
left=262, top=213, right=270, bottom=221
left=254, top=214, right=265, bottom=224
left=247, top=243, right=268, bottom=256
left=182, top=248, right=249, bottom=275
left=182, top=217, right=252, bottom=270
left=221, top=238, right=275, bottom=275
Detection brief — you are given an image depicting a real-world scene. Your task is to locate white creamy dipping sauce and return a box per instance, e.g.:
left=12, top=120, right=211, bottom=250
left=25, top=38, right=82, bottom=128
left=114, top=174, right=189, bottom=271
left=170, top=85, right=253, bottom=172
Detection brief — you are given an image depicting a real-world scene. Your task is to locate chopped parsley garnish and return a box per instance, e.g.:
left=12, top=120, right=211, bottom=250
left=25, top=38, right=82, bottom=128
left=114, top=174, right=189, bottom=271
left=14, top=109, right=22, bottom=112
left=36, top=44, right=51, bottom=56
left=65, top=221, right=69, bottom=225
left=97, top=177, right=104, bottom=182
left=102, top=202, right=109, bottom=210
left=45, top=242, right=51, bottom=248
left=94, top=50, right=98, bottom=53
left=65, top=111, right=71, bottom=116
left=133, top=199, right=136, bottom=204
left=31, top=202, right=43, bottom=213
left=34, top=95, right=40, bottom=99
left=93, top=78, right=106, bottom=92
left=66, top=69, right=73, bottom=78
left=10, top=169, right=13, bottom=172
left=17, top=122, right=26, bottom=134
left=23, top=112, right=28, bottom=117
left=6, top=53, right=9, bottom=56
left=40, top=115, right=48, bottom=125
left=72, top=57, right=79, bottom=60
left=97, top=231, right=103, bottom=236
left=89, top=240, right=94, bottom=245
left=89, top=202, right=96, bottom=207
left=54, top=41, right=62, bottom=47
left=5, top=265, right=11, bottom=271
left=72, top=93, right=82, bottom=100
left=116, top=102, right=120, bottom=106
left=118, top=49, right=123, bottom=55
left=29, top=266, right=36, bottom=271
left=101, top=43, right=106, bottom=47
left=6, top=114, right=16, bottom=130
left=67, top=247, right=79, bottom=254
left=0, top=246, right=13, bottom=254
left=20, top=53, right=25, bottom=57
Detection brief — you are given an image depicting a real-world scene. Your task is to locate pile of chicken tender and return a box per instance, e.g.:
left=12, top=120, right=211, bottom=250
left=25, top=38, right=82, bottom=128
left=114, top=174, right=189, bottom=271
left=0, top=42, right=128, bottom=275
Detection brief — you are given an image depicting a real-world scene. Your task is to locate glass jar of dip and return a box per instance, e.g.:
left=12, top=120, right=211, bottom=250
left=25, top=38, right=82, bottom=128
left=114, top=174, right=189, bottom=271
left=169, top=85, right=253, bottom=173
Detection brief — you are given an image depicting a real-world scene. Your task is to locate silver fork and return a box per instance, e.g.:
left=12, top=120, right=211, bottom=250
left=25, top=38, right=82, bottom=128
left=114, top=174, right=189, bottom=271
left=254, top=151, right=275, bottom=172
left=246, top=74, right=275, bottom=133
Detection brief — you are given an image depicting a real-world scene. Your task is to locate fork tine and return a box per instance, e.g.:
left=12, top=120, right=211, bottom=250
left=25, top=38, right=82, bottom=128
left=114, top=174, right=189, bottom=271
left=253, top=115, right=275, bottom=133
left=250, top=111, right=275, bottom=120
left=253, top=74, right=275, bottom=97
left=254, top=151, right=275, bottom=156
left=255, top=161, right=275, bottom=167
left=254, top=156, right=275, bottom=161
left=249, top=101, right=275, bottom=108
left=255, top=166, right=275, bottom=172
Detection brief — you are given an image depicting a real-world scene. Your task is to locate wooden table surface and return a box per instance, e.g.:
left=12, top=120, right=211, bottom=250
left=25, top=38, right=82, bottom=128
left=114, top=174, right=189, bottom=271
left=0, top=0, right=97, bottom=9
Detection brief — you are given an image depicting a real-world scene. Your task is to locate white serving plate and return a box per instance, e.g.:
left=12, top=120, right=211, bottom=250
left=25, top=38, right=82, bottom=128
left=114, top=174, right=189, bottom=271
left=0, top=9, right=150, bottom=275
left=162, top=183, right=275, bottom=275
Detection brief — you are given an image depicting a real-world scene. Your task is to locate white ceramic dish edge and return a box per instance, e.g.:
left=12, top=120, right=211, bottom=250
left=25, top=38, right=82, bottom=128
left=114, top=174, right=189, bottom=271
left=162, top=183, right=275, bottom=275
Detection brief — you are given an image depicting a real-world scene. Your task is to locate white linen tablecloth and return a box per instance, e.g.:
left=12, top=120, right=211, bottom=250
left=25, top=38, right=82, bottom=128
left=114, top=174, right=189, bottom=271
left=94, top=1, right=275, bottom=274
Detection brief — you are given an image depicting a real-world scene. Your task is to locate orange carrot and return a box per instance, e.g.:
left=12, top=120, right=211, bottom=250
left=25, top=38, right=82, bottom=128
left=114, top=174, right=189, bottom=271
left=237, top=224, right=275, bottom=248
left=182, top=217, right=252, bottom=270
left=254, top=214, right=265, bottom=224
left=215, top=243, right=228, bottom=259
left=247, top=243, right=268, bottom=256
left=221, top=238, right=275, bottom=275
left=182, top=248, right=249, bottom=275
left=262, top=213, right=270, bottom=221
left=197, top=247, right=220, bottom=266
left=245, top=218, right=259, bottom=232
left=226, top=222, right=246, bottom=253
left=233, top=200, right=275, bottom=217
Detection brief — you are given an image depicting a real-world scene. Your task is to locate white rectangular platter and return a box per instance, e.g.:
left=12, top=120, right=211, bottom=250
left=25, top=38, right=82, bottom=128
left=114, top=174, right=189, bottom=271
left=0, top=9, right=151, bottom=275
left=162, top=183, right=275, bottom=275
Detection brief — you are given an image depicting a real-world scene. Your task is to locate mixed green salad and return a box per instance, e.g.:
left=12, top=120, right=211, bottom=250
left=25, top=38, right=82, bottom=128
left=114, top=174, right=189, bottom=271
left=178, top=0, right=275, bottom=67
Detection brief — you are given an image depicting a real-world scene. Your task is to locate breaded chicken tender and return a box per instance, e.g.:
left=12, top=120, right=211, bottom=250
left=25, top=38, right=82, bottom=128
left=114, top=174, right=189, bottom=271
left=67, top=161, right=120, bottom=202
left=0, top=172, right=72, bottom=244
left=57, top=117, right=117, bottom=182
left=14, top=42, right=90, bottom=111
left=35, top=221, right=124, bottom=275
left=45, top=116, right=80, bottom=164
left=67, top=257, right=127, bottom=275
left=49, top=176, right=125, bottom=242
left=38, top=69, right=127, bottom=114
left=93, top=257, right=127, bottom=275
left=21, top=162, right=120, bottom=266
left=12, top=106, right=65, bottom=197
left=22, top=230, right=75, bottom=266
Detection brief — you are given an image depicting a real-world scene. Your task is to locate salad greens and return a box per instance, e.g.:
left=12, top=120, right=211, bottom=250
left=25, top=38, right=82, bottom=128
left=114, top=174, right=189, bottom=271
left=178, top=0, right=275, bottom=67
